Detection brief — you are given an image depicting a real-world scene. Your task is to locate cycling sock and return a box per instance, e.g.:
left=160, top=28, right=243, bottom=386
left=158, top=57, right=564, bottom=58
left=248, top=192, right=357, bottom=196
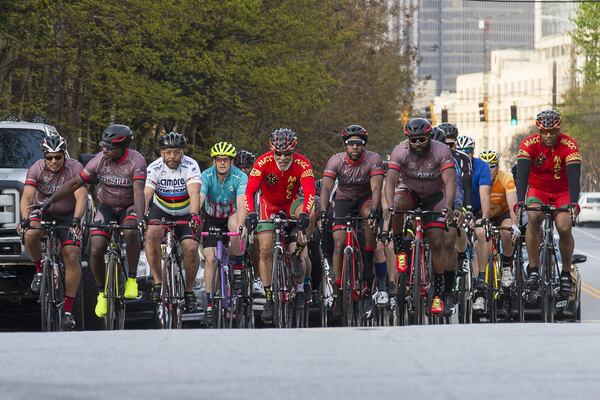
left=444, top=271, right=456, bottom=293
left=234, top=255, right=244, bottom=266
left=206, top=293, right=211, bottom=303
left=457, top=251, right=467, bottom=265
left=560, top=270, right=571, bottom=278
left=184, top=291, right=194, bottom=296
left=296, top=282, right=304, bottom=292
left=128, top=271, right=137, bottom=279
left=374, top=261, right=387, bottom=291
left=34, top=260, right=42, bottom=274
left=64, top=296, right=74, bottom=313
left=434, top=274, right=444, bottom=296
left=478, top=272, right=485, bottom=282
left=264, top=286, right=273, bottom=302
left=304, top=276, right=311, bottom=286
left=527, top=266, right=539, bottom=276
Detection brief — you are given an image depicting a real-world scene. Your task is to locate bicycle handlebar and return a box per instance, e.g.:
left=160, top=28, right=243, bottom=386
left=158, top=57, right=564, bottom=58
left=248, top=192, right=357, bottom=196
left=84, top=222, right=139, bottom=230
left=147, top=219, right=190, bottom=226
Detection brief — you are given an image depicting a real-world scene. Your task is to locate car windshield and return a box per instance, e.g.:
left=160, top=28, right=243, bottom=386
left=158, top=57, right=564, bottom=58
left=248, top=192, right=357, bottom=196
left=587, top=197, right=600, bottom=204
left=0, top=129, right=45, bottom=168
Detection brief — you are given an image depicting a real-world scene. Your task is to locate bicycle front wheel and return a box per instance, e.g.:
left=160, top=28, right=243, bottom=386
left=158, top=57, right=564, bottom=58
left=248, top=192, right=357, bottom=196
left=411, top=240, right=424, bottom=325
left=272, top=248, right=284, bottom=328
left=39, top=260, right=59, bottom=331
left=105, top=253, right=117, bottom=330
left=341, top=249, right=354, bottom=327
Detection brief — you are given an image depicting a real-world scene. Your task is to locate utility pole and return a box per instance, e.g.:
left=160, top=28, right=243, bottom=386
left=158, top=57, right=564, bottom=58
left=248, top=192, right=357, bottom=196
left=437, top=0, right=443, bottom=96
left=479, top=19, right=490, bottom=149
left=552, top=60, right=557, bottom=109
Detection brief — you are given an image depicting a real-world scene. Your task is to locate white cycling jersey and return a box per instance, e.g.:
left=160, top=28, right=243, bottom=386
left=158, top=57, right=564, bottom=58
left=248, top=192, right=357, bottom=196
left=146, top=155, right=202, bottom=216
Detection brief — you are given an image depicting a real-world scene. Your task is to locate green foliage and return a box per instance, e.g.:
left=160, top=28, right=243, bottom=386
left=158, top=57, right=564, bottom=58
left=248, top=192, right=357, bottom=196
left=0, top=0, right=416, bottom=172
left=572, top=3, right=600, bottom=85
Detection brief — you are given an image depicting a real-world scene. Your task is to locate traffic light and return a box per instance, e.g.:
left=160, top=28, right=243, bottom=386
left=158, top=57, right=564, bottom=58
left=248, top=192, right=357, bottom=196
left=478, top=100, right=488, bottom=122
left=510, top=104, right=518, bottom=126
left=441, top=108, right=448, bottom=123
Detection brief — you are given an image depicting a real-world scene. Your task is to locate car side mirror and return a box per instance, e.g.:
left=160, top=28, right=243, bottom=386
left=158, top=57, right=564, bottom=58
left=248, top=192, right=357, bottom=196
left=571, top=254, right=587, bottom=265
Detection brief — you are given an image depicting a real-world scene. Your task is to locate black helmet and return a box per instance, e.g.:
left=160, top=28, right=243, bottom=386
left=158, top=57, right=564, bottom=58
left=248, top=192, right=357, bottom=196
left=437, top=122, right=459, bottom=139
left=341, top=124, right=368, bottom=144
left=234, top=149, right=256, bottom=167
left=41, top=134, right=67, bottom=153
left=101, top=124, right=132, bottom=146
left=430, top=126, right=447, bottom=143
left=404, top=118, right=432, bottom=137
left=535, top=109, right=561, bottom=130
left=159, top=131, right=186, bottom=149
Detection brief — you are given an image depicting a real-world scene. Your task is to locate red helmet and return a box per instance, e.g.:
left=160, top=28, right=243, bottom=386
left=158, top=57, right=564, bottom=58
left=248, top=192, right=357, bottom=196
left=535, top=110, right=561, bottom=130
left=269, top=128, right=298, bottom=152
left=341, top=124, right=368, bottom=144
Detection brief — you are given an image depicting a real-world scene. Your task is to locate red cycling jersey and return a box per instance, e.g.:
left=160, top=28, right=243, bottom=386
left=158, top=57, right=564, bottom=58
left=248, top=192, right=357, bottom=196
left=245, top=151, right=315, bottom=215
left=517, top=132, right=581, bottom=192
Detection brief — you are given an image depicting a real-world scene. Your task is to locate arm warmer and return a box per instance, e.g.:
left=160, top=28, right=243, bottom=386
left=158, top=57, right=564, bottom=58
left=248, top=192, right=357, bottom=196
left=516, top=158, right=531, bottom=202
left=567, top=163, right=581, bottom=203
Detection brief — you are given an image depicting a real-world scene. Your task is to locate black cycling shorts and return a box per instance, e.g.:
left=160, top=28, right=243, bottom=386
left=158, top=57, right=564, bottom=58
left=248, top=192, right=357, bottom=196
left=91, top=203, right=137, bottom=239
left=202, top=215, right=230, bottom=248
left=147, top=204, right=196, bottom=241
left=30, top=209, right=79, bottom=247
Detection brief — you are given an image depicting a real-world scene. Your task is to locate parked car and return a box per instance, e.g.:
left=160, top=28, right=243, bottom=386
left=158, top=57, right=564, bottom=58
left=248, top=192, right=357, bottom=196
left=577, top=192, right=600, bottom=226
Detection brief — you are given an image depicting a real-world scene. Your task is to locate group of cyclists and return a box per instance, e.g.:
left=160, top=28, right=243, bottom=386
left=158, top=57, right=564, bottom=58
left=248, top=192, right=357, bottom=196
left=17, top=107, right=582, bottom=330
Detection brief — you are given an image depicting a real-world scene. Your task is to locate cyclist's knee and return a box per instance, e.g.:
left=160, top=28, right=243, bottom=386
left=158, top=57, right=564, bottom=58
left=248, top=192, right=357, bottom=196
left=62, top=246, right=80, bottom=264
left=146, top=225, right=163, bottom=242
left=25, top=228, right=42, bottom=243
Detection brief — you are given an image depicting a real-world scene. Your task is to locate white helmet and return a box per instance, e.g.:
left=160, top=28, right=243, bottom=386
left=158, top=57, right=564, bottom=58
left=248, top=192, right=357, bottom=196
left=456, top=135, right=475, bottom=151
left=41, top=134, right=67, bottom=153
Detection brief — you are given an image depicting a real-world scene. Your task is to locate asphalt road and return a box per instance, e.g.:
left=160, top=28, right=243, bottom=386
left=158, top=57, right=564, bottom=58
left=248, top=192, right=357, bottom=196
left=2, top=324, right=600, bottom=400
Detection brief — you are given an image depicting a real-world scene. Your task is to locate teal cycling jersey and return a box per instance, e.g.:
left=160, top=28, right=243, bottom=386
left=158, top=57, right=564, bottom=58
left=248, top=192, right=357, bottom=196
left=201, top=165, right=248, bottom=218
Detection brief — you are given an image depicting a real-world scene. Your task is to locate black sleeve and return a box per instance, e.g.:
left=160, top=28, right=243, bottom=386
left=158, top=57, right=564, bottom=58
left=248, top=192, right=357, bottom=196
left=461, top=154, right=473, bottom=207
left=516, top=158, right=531, bottom=202
left=567, top=163, right=581, bottom=203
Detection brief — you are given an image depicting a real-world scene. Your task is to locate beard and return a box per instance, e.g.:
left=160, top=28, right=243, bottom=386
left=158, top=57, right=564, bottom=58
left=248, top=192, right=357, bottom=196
left=276, top=159, right=293, bottom=171
left=409, top=141, right=431, bottom=157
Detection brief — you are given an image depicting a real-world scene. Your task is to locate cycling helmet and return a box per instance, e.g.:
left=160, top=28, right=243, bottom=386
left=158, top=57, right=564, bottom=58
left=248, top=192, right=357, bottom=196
left=234, top=149, right=256, bottom=166
left=341, top=124, right=368, bottom=143
left=535, top=109, right=561, bottom=130
left=101, top=124, right=132, bottom=146
left=456, top=135, right=475, bottom=150
left=159, top=131, right=186, bottom=149
left=210, top=141, right=237, bottom=158
left=430, top=126, right=447, bottom=143
left=479, top=149, right=499, bottom=166
left=404, top=118, right=432, bottom=137
left=41, top=134, right=67, bottom=153
left=437, top=122, right=459, bottom=139
left=269, top=128, right=298, bottom=152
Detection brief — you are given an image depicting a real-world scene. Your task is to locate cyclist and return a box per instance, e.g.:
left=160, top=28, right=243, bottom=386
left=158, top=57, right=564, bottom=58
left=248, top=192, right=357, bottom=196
left=144, top=132, right=202, bottom=311
left=244, top=128, right=316, bottom=324
left=42, top=124, right=147, bottom=318
left=456, top=135, right=492, bottom=311
left=474, top=150, right=520, bottom=308
left=438, top=123, right=473, bottom=278
left=200, top=141, right=248, bottom=319
left=19, top=134, right=87, bottom=330
left=234, top=149, right=263, bottom=296
left=319, top=124, right=386, bottom=320
left=385, top=118, right=457, bottom=315
left=516, top=110, right=581, bottom=297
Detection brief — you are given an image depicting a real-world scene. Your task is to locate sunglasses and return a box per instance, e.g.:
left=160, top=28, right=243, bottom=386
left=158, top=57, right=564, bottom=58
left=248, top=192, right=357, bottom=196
left=45, top=155, right=64, bottom=161
left=344, top=139, right=365, bottom=147
left=100, top=142, right=118, bottom=151
left=274, top=150, right=293, bottom=157
left=408, top=136, right=429, bottom=144
left=489, top=164, right=498, bottom=169
left=461, top=148, right=474, bottom=154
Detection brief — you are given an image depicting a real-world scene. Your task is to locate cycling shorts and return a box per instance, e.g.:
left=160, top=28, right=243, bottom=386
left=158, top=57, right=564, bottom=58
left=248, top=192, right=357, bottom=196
left=147, top=204, right=196, bottom=242
left=202, top=215, right=230, bottom=248
left=333, top=194, right=372, bottom=231
left=257, top=195, right=304, bottom=233
left=394, top=187, right=446, bottom=230
left=29, top=209, right=79, bottom=247
left=91, top=203, right=137, bottom=238
left=526, top=188, right=570, bottom=209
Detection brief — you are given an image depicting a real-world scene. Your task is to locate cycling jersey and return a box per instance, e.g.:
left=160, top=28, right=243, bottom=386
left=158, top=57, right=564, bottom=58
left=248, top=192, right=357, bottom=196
left=471, top=157, right=492, bottom=213
left=80, top=149, right=147, bottom=211
left=453, top=149, right=473, bottom=207
left=201, top=165, right=248, bottom=218
left=451, top=152, right=464, bottom=209
left=388, top=140, right=455, bottom=198
left=246, top=151, right=315, bottom=216
left=490, top=170, right=516, bottom=218
left=146, top=156, right=202, bottom=216
left=25, top=158, right=84, bottom=216
left=322, top=151, right=385, bottom=201
left=517, top=132, right=581, bottom=192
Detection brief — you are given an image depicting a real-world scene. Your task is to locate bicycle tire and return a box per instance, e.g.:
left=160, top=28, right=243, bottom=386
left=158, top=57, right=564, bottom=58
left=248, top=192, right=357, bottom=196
left=244, top=265, right=255, bottom=329
left=272, top=248, right=283, bottom=328
left=458, top=265, right=473, bottom=324
left=540, top=241, right=555, bottom=323
left=115, top=256, right=127, bottom=330
left=212, top=260, right=224, bottom=328
left=105, top=253, right=117, bottom=330
left=159, top=256, right=172, bottom=329
left=487, top=251, right=498, bottom=323
left=341, top=249, right=354, bottom=327
left=412, top=240, right=424, bottom=325
left=39, top=260, right=55, bottom=331
left=282, top=254, right=293, bottom=329
left=319, top=261, right=330, bottom=328
left=397, top=272, right=408, bottom=326
left=514, top=238, right=525, bottom=322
